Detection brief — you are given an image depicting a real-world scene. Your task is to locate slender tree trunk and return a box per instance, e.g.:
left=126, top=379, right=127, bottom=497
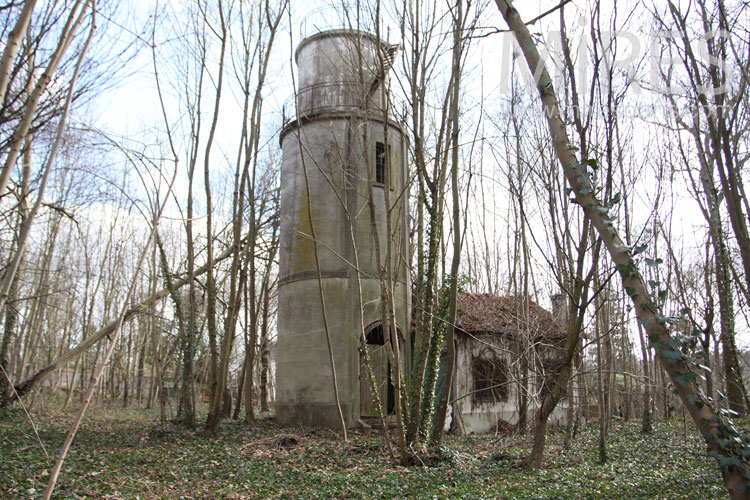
left=575, top=343, right=585, bottom=433
left=259, top=270, right=272, bottom=413
left=0, top=0, right=37, bottom=108
left=233, top=354, right=246, bottom=420
left=242, top=267, right=256, bottom=423
left=596, top=296, right=608, bottom=465
left=0, top=137, right=31, bottom=405
left=202, top=3, right=228, bottom=433
left=135, top=313, right=147, bottom=404
left=122, top=323, right=133, bottom=407
left=181, top=174, right=196, bottom=428
left=294, top=98, right=347, bottom=442
left=563, top=376, right=575, bottom=447
left=156, top=232, right=193, bottom=427
left=700, top=158, right=746, bottom=415
left=622, top=327, right=632, bottom=421
left=430, top=0, right=464, bottom=444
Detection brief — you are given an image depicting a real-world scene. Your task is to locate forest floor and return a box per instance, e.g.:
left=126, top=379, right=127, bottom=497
left=1, top=407, right=728, bottom=499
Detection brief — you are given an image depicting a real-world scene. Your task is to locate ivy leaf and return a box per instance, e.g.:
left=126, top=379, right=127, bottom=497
left=584, top=204, right=606, bottom=214
left=717, top=455, right=742, bottom=469
left=661, top=349, right=684, bottom=365
left=664, top=337, right=682, bottom=350
left=633, top=244, right=648, bottom=256
left=617, top=264, right=632, bottom=279
left=673, top=371, right=697, bottom=386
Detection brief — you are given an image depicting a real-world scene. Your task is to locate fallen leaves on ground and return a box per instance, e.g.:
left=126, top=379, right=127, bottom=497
left=0, top=407, right=730, bottom=499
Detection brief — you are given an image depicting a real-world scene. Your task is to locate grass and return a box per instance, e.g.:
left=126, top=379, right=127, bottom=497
left=0, top=408, right=728, bottom=499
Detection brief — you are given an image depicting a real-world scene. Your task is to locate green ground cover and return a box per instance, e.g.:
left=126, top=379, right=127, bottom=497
left=0, top=409, right=727, bottom=499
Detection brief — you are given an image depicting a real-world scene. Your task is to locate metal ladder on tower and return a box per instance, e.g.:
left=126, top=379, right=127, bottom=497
left=367, top=43, right=400, bottom=100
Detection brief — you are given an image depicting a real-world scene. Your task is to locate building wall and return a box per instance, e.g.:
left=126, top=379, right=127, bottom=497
left=452, top=333, right=568, bottom=434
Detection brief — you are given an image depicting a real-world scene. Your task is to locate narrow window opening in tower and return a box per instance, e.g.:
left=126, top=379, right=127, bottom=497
left=375, top=141, right=390, bottom=184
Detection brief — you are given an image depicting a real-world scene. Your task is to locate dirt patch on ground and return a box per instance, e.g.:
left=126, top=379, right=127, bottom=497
left=244, top=433, right=307, bottom=457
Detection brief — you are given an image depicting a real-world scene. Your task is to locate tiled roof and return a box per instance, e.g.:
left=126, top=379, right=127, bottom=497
left=455, top=293, right=566, bottom=341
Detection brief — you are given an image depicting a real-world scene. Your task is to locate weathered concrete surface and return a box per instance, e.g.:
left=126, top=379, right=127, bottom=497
left=295, top=29, right=386, bottom=116
left=276, top=29, right=410, bottom=429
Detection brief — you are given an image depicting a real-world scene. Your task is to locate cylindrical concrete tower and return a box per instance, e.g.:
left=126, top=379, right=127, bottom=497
left=276, top=29, right=410, bottom=428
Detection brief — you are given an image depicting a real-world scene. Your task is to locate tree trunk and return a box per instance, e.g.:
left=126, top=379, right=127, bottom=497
left=0, top=138, right=31, bottom=405
left=563, top=376, right=574, bottom=448
left=0, top=0, right=38, bottom=108
left=202, top=3, right=227, bottom=433
left=596, top=300, right=608, bottom=464
left=232, top=354, right=246, bottom=420
left=430, top=0, right=464, bottom=444
left=622, top=329, right=632, bottom=421
left=259, top=272, right=272, bottom=414
left=699, top=156, right=746, bottom=416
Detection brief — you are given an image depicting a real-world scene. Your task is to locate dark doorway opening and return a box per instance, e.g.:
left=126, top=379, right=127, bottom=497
left=361, top=325, right=395, bottom=415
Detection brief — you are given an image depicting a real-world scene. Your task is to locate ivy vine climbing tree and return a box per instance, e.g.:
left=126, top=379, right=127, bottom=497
left=495, top=1, right=750, bottom=498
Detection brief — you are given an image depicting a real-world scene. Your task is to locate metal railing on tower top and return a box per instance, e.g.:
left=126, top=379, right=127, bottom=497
left=296, top=6, right=398, bottom=44
left=281, top=80, right=405, bottom=128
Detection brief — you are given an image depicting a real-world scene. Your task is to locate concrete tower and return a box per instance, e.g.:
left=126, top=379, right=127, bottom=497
left=276, top=29, right=410, bottom=429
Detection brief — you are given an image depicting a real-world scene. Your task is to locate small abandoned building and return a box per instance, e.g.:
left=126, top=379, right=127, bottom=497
left=449, top=293, right=568, bottom=433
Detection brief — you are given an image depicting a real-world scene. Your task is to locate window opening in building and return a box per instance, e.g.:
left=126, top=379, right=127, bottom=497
left=375, top=141, right=390, bottom=185
left=472, top=354, right=509, bottom=403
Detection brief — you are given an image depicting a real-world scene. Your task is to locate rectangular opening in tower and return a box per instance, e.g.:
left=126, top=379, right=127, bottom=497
left=375, top=141, right=390, bottom=185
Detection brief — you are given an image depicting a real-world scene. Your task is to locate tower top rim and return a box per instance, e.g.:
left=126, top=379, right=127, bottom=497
left=295, top=29, right=389, bottom=66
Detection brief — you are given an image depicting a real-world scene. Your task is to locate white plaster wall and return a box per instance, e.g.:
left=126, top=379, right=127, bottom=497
left=450, top=333, right=569, bottom=434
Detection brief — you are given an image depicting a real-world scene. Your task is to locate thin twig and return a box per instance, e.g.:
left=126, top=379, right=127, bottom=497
left=467, top=0, right=574, bottom=39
